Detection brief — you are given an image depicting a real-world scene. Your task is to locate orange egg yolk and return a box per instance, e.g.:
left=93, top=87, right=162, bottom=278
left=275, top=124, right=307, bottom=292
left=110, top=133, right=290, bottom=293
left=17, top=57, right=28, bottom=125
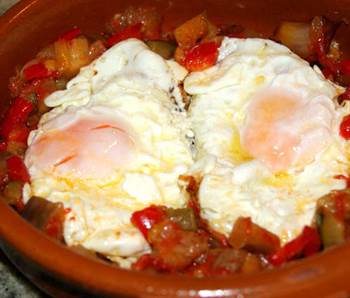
left=241, top=90, right=333, bottom=172
left=27, top=117, right=135, bottom=179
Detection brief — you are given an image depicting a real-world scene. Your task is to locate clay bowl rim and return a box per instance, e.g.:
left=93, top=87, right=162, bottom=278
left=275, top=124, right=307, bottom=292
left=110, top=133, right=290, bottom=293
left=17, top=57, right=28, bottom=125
left=1, top=0, right=350, bottom=297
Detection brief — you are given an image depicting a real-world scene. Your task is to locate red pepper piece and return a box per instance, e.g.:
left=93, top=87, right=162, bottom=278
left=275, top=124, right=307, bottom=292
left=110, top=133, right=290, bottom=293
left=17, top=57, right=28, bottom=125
left=334, top=192, right=346, bottom=221
left=44, top=213, right=65, bottom=239
left=65, top=208, right=72, bottom=215
left=227, top=32, right=245, bottom=38
left=8, top=125, right=30, bottom=144
left=132, top=254, right=159, bottom=271
left=340, top=59, right=350, bottom=76
left=321, top=67, right=333, bottom=79
left=310, top=17, right=339, bottom=75
left=183, top=42, right=219, bottom=72
left=15, top=198, right=25, bottom=212
left=335, top=174, right=350, bottom=188
left=268, top=226, right=321, bottom=266
left=23, top=63, right=51, bottom=81
left=0, top=140, right=7, bottom=152
left=6, top=155, right=30, bottom=183
left=131, top=205, right=166, bottom=240
left=59, top=27, right=82, bottom=41
left=302, top=227, right=321, bottom=257
left=340, top=115, right=350, bottom=140
left=106, top=23, right=143, bottom=48
left=1, top=98, right=34, bottom=140
left=339, top=87, right=350, bottom=103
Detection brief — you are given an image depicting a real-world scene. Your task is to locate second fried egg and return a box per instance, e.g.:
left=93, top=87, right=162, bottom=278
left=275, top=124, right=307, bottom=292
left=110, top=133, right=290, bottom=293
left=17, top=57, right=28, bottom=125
left=185, top=37, right=350, bottom=243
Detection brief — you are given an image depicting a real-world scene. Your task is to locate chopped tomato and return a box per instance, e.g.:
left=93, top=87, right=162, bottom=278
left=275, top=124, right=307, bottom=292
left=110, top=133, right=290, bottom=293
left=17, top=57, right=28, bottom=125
left=340, top=115, right=350, bottom=140
left=0, top=98, right=33, bottom=140
left=131, top=205, right=166, bottom=240
left=6, top=155, right=30, bottom=183
left=59, top=27, right=82, bottom=41
left=268, top=226, right=321, bottom=266
left=23, top=63, right=52, bottom=81
left=133, top=222, right=209, bottom=273
left=106, top=23, right=143, bottom=48
left=132, top=204, right=209, bottom=272
left=183, top=42, right=219, bottom=72
left=147, top=219, right=209, bottom=271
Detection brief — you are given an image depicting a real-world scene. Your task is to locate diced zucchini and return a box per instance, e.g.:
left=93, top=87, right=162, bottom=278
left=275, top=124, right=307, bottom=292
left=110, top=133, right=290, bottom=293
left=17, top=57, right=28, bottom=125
left=146, top=41, right=177, bottom=59
left=3, top=181, right=23, bottom=205
left=320, top=211, right=345, bottom=248
left=166, top=207, right=197, bottom=231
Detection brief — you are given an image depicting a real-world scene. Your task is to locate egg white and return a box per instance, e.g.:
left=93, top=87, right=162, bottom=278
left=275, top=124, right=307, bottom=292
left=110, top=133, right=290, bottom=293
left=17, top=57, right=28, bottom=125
left=24, top=39, right=193, bottom=266
left=185, top=37, right=350, bottom=243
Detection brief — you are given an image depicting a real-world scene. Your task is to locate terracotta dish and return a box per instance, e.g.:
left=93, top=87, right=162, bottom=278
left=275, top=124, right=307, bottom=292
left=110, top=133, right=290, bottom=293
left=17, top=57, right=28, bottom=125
left=1, top=0, right=350, bottom=297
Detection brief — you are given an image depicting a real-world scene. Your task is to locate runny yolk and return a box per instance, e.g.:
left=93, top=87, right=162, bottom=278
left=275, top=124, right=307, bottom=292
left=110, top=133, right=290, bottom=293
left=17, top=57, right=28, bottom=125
left=27, top=117, right=135, bottom=179
left=241, top=89, right=333, bottom=172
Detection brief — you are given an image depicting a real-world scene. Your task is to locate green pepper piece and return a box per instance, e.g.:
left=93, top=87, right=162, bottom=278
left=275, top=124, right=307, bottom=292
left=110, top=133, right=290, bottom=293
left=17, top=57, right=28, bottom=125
left=320, top=211, right=345, bottom=248
left=3, top=180, right=23, bottom=205
left=146, top=41, right=177, bottom=59
left=166, top=207, right=197, bottom=231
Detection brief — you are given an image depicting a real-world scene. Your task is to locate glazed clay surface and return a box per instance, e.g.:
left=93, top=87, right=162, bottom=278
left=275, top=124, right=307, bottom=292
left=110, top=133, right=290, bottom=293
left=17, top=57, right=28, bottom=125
left=0, top=1, right=350, bottom=298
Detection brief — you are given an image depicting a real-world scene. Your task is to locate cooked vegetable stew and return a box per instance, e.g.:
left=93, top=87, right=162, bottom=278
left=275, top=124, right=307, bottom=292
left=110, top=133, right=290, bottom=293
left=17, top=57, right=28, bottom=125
left=1, top=6, right=350, bottom=277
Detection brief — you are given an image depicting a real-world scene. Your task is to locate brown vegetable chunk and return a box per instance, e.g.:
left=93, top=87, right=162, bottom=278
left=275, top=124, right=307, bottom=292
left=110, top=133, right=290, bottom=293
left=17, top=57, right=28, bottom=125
left=166, top=207, right=197, bottom=231
left=146, top=40, right=177, bottom=59
left=174, top=13, right=209, bottom=49
left=317, top=190, right=350, bottom=248
left=275, top=22, right=311, bottom=59
left=229, top=217, right=281, bottom=255
left=187, top=248, right=265, bottom=277
left=3, top=181, right=23, bottom=205
left=22, top=196, right=66, bottom=241
left=148, top=219, right=208, bottom=271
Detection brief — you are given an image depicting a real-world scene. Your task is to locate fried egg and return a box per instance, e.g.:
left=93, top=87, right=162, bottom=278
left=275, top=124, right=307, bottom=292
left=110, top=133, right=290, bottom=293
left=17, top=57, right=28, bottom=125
left=24, top=39, right=193, bottom=266
left=185, top=37, right=350, bottom=243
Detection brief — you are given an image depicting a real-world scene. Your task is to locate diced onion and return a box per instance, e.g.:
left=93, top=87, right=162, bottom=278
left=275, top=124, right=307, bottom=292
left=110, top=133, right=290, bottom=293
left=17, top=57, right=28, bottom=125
left=275, top=22, right=311, bottom=59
